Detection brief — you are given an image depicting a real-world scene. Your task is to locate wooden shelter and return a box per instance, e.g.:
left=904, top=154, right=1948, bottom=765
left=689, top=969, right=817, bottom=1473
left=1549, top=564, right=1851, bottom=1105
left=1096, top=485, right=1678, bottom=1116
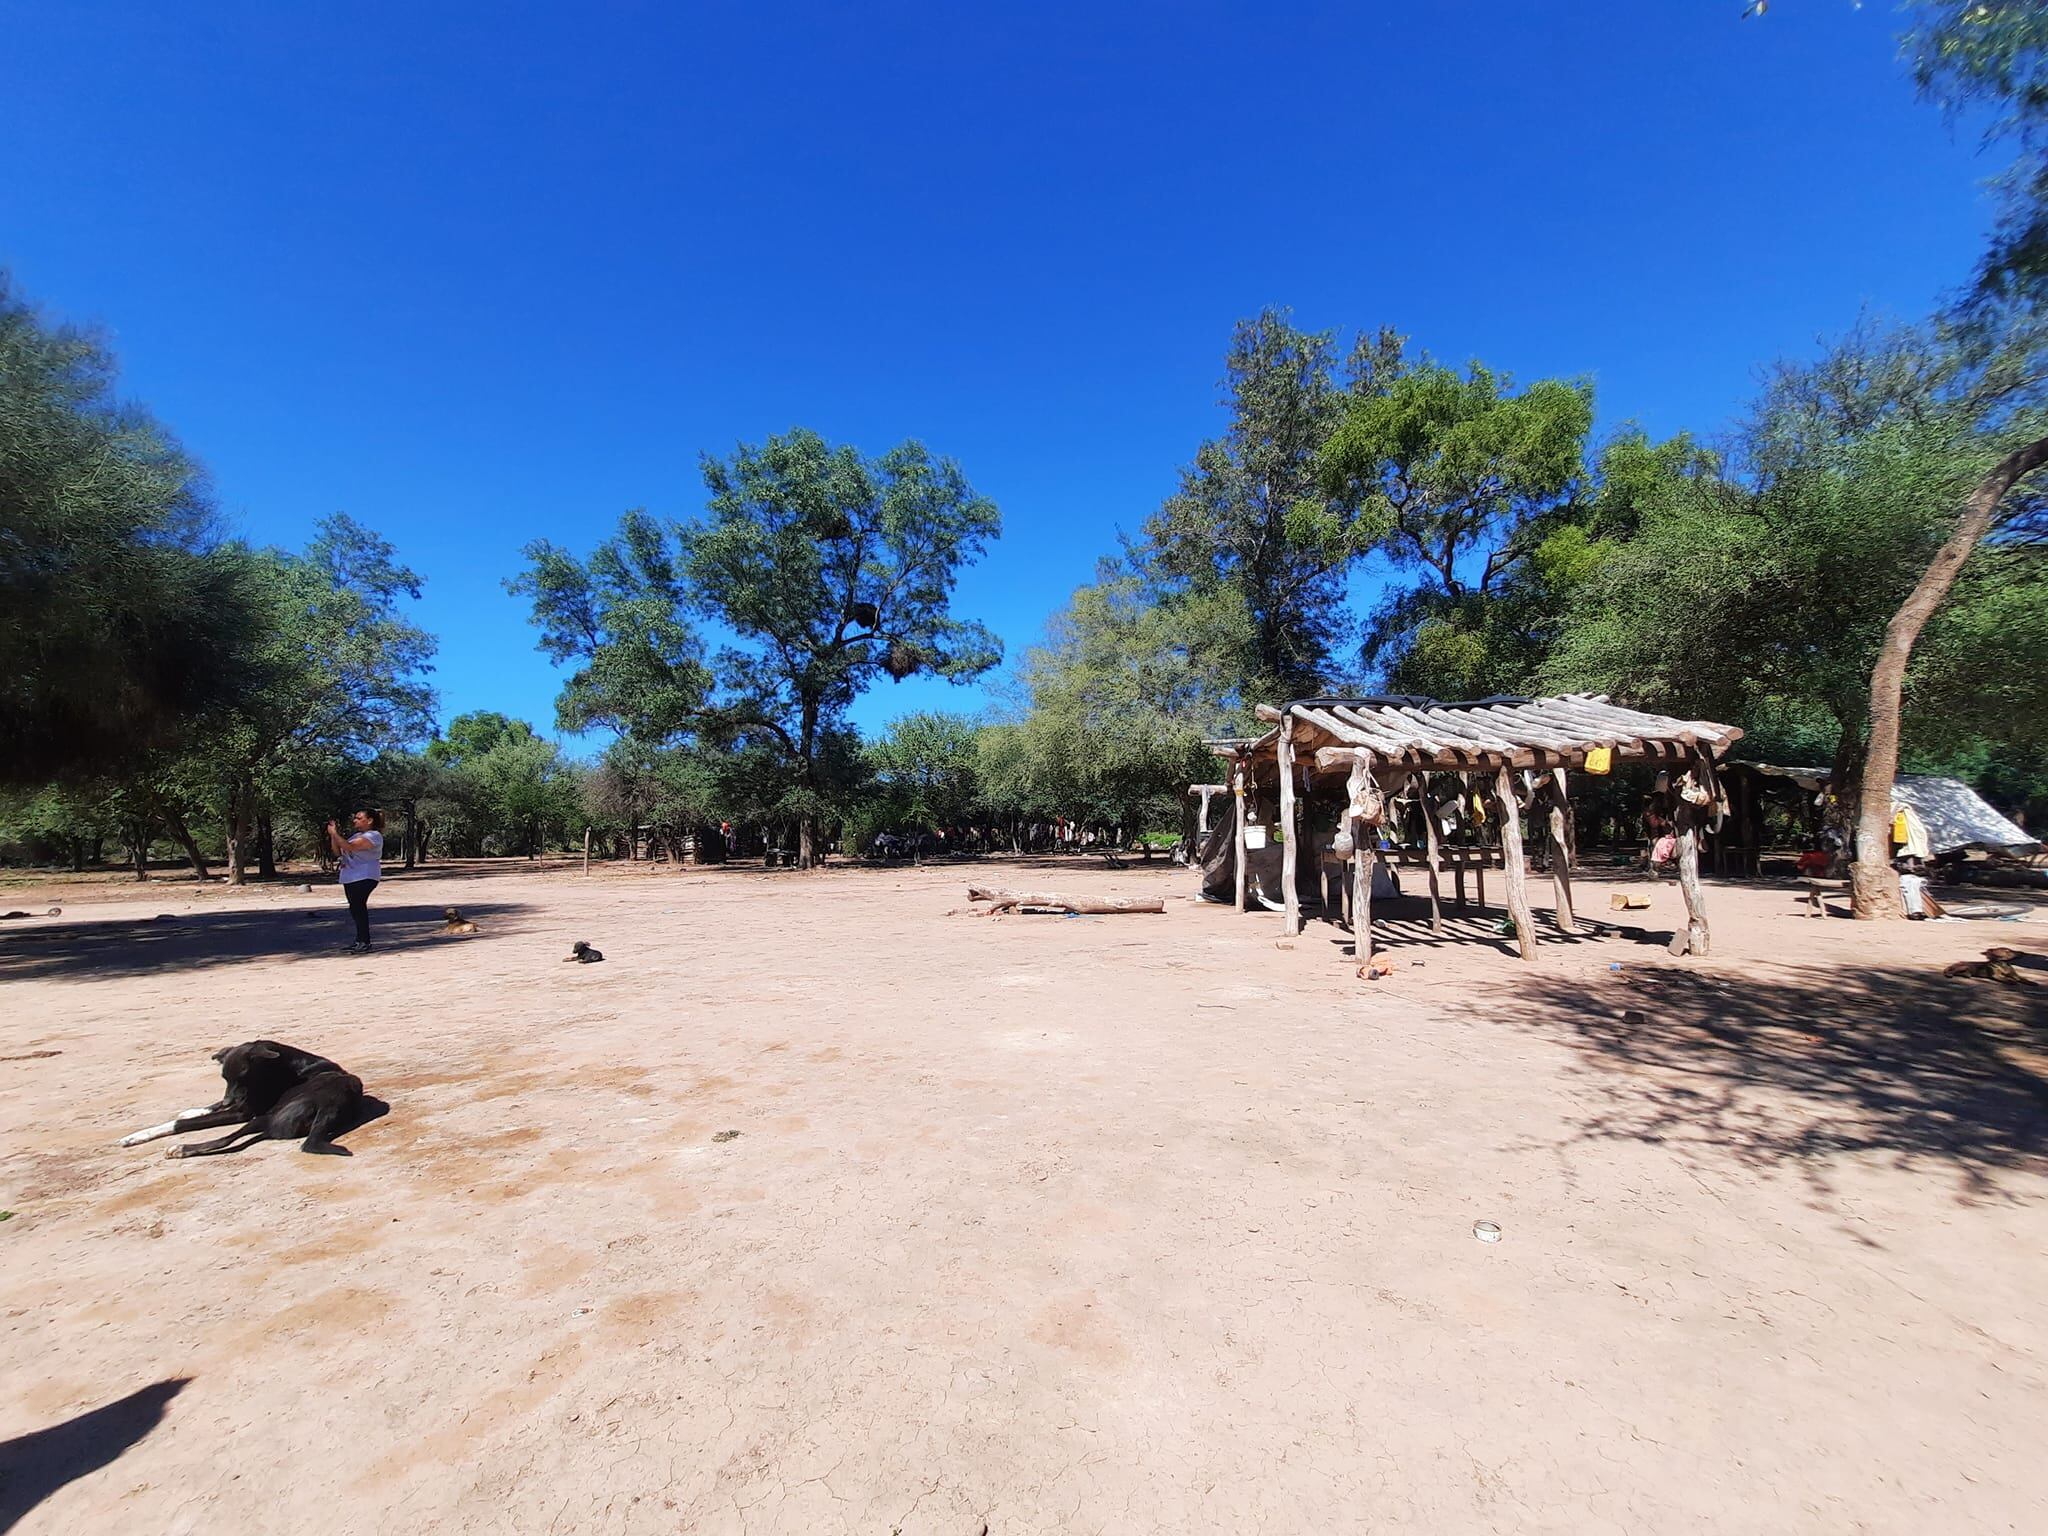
left=1210, top=694, right=1743, bottom=967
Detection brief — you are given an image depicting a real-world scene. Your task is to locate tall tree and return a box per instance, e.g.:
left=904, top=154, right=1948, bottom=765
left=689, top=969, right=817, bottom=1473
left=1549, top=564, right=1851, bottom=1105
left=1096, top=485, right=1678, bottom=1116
left=1132, top=311, right=1393, bottom=698
left=507, top=510, right=713, bottom=740
left=202, top=516, right=437, bottom=882
left=868, top=712, right=983, bottom=850
left=1004, top=573, right=1249, bottom=836
left=1545, top=319, right=2048, bottom=899
left=0, top=274, right=249, bottom=782
left=1319, top=356, right=1593, bottom=695
left=683, top=429, right=1002, bottom=866
left=1825, top=2, right=2048, bottom=915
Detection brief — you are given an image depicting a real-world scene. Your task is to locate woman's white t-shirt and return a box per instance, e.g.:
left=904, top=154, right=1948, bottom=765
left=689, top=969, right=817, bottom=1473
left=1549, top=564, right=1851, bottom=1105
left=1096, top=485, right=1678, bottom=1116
left=339, top=830, right=384, bottom=884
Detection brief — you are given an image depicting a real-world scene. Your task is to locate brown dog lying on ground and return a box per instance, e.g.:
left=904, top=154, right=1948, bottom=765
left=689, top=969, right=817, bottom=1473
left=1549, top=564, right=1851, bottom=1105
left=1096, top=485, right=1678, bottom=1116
left=1944, top=947, right=2036, bottom=985
left=442, top=906, right=479, bottom=935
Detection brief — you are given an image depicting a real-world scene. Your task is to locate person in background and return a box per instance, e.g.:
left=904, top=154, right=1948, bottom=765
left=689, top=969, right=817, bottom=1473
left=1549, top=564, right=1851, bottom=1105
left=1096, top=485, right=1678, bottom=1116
left=1896, top=856, right=1947, bottom=920
left=1795, top=841, right=1832, bottom=878
left=327, top=809, right=385, bottom=954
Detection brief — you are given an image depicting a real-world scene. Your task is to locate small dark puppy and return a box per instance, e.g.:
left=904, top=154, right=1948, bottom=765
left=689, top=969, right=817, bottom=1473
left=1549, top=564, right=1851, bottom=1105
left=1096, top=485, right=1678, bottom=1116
left=120, top=1040, right=341, bottom=1147
left=565, top=941, right=604, bottom=964
left=165, top=1070, right=367, bottom=1158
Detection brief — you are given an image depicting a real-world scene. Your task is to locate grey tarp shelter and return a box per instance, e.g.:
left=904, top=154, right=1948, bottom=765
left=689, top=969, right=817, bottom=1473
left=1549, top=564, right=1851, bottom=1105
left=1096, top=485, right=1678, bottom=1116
left=1208, top=693, right=1743, bottom=969
left=1733, top=763, right=2039, bottom=857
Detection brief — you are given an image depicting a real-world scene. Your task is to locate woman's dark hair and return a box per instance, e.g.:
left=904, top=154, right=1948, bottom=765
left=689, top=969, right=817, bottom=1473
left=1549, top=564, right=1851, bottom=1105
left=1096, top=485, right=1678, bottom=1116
left=358, top=807, right=385, bottom=832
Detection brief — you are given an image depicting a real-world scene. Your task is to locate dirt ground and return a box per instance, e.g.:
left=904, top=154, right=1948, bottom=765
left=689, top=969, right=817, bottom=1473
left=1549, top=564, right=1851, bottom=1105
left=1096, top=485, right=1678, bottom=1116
left=1, top=854, right=2044, bottom=1535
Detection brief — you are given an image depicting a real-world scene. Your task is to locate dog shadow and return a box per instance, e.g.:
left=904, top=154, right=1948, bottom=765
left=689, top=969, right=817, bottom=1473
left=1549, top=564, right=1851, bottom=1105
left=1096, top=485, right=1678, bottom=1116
left=0, top=1378, right=188, bottom=1533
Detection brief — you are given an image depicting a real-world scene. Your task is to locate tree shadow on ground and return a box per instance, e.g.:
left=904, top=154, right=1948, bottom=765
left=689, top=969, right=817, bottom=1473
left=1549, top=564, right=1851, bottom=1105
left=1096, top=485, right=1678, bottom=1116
left=0, top=902, right=532, bottom=983
left=1513, top=960, right=2048, bottom=1199
left=0, top=1378, right=187, bottom=1534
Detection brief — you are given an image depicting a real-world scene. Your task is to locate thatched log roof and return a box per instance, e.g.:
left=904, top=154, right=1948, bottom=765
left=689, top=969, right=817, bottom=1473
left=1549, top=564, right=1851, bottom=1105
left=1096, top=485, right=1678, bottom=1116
left=1221, top=693, right=1742, bottom=773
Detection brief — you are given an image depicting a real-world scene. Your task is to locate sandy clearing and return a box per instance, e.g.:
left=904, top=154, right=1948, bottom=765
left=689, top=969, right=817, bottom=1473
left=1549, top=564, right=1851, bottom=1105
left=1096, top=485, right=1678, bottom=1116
left=1, top=856, right=2045, bottom=1534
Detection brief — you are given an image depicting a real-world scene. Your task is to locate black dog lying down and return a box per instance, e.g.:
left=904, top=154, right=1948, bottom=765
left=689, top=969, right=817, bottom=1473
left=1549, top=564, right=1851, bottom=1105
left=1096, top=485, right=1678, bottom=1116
left=120, top=1040, right=380, bottom=1157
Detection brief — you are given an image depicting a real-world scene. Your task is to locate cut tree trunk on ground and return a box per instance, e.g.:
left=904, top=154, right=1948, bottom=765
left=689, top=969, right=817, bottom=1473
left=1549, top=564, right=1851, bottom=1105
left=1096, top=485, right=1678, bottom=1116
left=966, top=888, right=1167, bottom=916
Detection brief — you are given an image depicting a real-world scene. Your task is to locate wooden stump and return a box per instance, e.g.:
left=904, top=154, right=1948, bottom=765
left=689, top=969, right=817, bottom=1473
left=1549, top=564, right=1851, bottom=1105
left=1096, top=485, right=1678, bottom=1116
left=1493, top=764, right=1537, bottom=961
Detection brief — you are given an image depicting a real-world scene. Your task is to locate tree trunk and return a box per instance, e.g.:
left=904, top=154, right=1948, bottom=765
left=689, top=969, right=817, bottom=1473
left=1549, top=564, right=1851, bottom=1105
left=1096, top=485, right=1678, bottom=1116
left=224, top=781, right=253, bottom=886
left=256, top=814, right=276, bottom=880
left=1853, top=434, right=2048, bottom=918
left=160, top=804, right=208, bottom=880
left=125, top=818, right=153, bottom=881
left=403, top=798, right=419, bottom=869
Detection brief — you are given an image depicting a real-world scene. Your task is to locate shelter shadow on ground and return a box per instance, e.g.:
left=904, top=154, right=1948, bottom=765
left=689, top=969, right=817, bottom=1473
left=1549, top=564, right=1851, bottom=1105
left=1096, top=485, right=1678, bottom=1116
left=0, top=902, right=532, bottom=983
left=0, top=1378, right=187, bottom=1534
left=1314, top=896, right=1676, bottom=955
left=1517, top=961, right=2048, bottom=1199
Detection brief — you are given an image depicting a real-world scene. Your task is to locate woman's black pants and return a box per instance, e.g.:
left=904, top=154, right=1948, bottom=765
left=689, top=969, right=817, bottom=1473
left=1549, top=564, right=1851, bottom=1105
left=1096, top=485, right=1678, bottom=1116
left=343, top=878, right=378, bottom=946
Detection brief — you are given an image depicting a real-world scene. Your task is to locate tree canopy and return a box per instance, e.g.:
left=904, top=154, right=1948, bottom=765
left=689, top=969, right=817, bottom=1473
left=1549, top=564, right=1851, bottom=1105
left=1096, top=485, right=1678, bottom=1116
left=0, top=275, right=250, bottom=782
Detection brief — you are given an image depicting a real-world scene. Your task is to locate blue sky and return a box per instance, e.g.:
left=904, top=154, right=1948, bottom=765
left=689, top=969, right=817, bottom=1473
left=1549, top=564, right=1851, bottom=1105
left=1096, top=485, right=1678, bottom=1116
left=1, top=0, right=1999, bottom=750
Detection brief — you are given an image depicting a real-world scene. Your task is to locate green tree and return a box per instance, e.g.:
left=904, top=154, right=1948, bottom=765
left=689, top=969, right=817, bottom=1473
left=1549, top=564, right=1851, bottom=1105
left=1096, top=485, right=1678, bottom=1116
left=869, top=712, right=982, bottom=849
left=1004, top=574, right=1247, bottom=839
left=201, top=516, right=438, bottom=882
left=683, top=429, right=1002, bottom=866
left=1545, top=318, right=2048, bottom=906
left=0, top=274, right=250, bottom=782
left=506, top=511, right=713, bottom=740
left=1909, top=0, right=2048, bottom=305
left=1132, top=311, right=1397, bottom=698
left=1319, top=355, right=1593, bottom=695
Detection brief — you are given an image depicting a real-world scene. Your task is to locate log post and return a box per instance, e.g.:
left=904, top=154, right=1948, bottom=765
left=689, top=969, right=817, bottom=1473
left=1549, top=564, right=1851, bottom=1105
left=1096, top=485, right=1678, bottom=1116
left=1547, top=769, right=1578, bottom=936
left=583, top=824, right=592, bottom=876
left=1233, top=760, right=1250, bottom=913
left=1349, top=754, right=1374, bottom=969
left=1279, top=712, right=1302, bottom=937
left=1493, top=764, right=1537, bottom=961
left=1670, top=766, right=1712, bottom=957
left=1419, top=776, right=1445, bottom=935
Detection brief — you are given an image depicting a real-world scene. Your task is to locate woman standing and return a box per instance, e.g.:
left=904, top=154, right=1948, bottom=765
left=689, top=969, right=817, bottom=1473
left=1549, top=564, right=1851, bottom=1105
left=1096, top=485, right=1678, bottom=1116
left=327, top=809, right=385, bottom=954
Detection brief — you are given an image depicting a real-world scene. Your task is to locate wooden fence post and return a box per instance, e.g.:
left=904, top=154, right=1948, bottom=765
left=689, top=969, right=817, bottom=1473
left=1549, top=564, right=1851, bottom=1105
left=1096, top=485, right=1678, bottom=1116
left=1493, top=764, right=1537, bottom=961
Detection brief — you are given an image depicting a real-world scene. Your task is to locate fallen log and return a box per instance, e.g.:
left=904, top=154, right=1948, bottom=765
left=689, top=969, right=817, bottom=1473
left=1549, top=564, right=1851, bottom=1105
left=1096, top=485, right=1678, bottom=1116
left=966, top=886, right=1166, bottom=916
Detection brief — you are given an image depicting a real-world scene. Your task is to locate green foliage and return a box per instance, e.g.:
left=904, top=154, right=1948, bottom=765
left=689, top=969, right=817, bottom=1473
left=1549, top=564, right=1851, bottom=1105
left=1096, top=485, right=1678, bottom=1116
left=1000, top=575, right=1243, bottom=828
left=507, top=510, right=713, bottom=739
left=1907, top=0, right=2048, bottom=305
left=0, top=274, right=249, bottom=782
left=1133, top=311, right=1394, bottom=697
left=686, top=428, right=1002, bottom=850
left=868, top=712, right=982, bottom=830
left=1546, top=317, right=2048, bottom=771
left=1321, top=352, right=1594, bottom=694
